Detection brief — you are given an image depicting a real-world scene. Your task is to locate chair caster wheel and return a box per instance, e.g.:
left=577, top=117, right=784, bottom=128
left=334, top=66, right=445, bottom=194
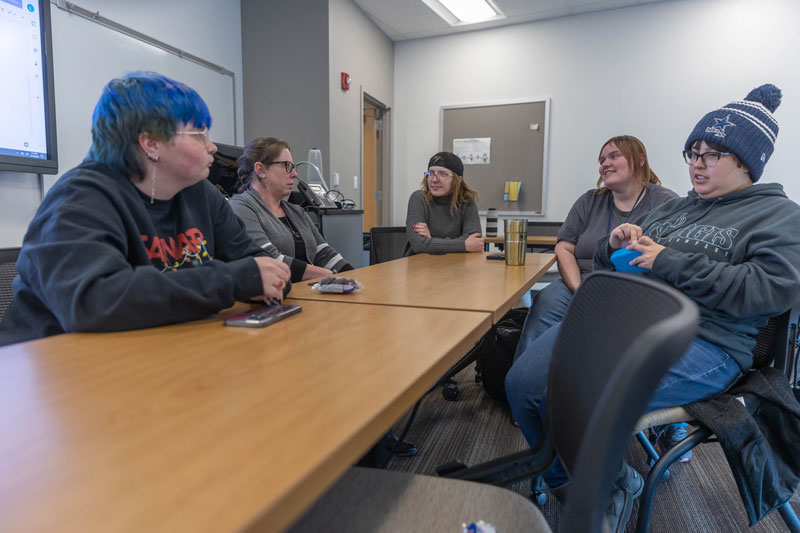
left=442, top=385, right=459, bottom=401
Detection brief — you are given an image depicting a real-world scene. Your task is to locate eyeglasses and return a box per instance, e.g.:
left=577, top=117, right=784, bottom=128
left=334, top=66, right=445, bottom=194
left=175, top=128, right=210, bottom=148
left=424, top=170, right=453, bottom=179
left=269, top=161, right=296, bottom=174
left=683, top=150, right=731, bottom=167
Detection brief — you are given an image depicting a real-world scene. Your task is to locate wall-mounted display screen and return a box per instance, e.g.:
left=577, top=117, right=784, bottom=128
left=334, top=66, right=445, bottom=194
left=0, top=0, right=58, bottom=174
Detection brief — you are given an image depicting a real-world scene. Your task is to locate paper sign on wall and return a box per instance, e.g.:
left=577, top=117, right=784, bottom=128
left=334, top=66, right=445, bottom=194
left=453, top=137, right=491, bottom=165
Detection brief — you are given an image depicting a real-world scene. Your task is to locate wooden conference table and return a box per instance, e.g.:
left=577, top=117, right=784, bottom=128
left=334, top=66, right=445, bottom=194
left=0, top=252, right=554, bottom=532
left=290, top=251, right=556, bottom=322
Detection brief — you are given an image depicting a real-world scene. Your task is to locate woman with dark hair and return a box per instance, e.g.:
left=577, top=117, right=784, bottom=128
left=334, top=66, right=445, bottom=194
left=514, top=135, right=677, bottom=359
left=229, top=137, right=352, bottom=283
left=0, top=72, right=290, bottom=346
left=404, top=152, right=484, bottom=255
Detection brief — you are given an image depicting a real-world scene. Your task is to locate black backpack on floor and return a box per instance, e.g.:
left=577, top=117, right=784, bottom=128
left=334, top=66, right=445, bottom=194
left=473, top=307, right=528, bottom=403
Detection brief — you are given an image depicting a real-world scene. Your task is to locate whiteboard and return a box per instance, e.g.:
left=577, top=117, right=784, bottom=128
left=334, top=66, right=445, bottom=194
left=46, top=5, right=236, bottom=188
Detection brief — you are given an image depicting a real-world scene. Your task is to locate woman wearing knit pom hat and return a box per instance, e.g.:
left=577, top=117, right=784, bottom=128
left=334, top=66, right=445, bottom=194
left=506, top=84, right=800, bottom=532
left=404, top=151, right=484, bottom=255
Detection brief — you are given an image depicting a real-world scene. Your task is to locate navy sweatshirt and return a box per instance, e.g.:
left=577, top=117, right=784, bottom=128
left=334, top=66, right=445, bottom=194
left=0, top=161, right=285, bottom=346
left=595, top=183, right=800, bottom=370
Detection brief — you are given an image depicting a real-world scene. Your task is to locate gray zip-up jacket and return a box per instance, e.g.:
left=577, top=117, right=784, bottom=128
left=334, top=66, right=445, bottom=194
left=595, top=183, right=800, bottom=371
left=229, top=187, right=351, bottom=281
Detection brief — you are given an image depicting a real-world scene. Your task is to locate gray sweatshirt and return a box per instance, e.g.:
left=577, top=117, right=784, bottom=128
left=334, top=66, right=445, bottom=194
left=229, top=187, right=351, bottom=281
left=404, top=190, right=481, bottom=255
left=595, top=183, right=800, bottom=370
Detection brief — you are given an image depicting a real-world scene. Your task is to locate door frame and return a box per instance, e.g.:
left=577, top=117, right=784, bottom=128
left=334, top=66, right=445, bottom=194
left=362, top=91, right=391, bottom=228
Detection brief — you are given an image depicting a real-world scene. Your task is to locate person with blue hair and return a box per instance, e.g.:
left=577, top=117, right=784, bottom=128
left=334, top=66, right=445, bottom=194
left=0, top=72, right=290, bottom=346
left=506, top=84, right=800, bottom=532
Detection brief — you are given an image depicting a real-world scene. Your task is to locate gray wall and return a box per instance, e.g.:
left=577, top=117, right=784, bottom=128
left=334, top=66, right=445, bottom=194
left=328, top=0, right=394, bottom=212
left=241, top=0, right=330, bottom=175
left=393, top=0, right=800, bottom=226
left=241, top=0, right=394, bottom=213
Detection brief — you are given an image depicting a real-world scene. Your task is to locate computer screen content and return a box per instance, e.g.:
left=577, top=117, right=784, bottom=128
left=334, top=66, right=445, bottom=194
left=0, top=0, right=58, bottom=174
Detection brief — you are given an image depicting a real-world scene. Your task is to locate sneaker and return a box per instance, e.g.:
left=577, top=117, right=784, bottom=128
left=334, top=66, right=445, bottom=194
left=655, top=423, right=692, bottom=463
left=605, top=463, right=644, bottom=533
left=387, top=432, right=418, bottom=457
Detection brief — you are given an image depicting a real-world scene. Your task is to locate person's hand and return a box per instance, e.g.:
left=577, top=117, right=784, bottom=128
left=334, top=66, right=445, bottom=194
left=302, top=265, right=333, bottom=281
left=465, top=232, right=485, bottom=253
left=253, top=257, right=290, bottom=302
left=628, top=236, right=665, bottom=271
left=413, top=222, right=431, bottom=238
left=609, top=223, right=643, bottom=250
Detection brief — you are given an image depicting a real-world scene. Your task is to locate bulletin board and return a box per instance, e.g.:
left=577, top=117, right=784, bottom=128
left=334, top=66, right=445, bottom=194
left=442, top=99, right=549, bottom=215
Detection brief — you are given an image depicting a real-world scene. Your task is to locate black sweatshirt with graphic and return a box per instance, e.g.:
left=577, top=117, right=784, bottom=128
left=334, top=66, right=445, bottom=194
left=0, top=161, right=286, bottom=345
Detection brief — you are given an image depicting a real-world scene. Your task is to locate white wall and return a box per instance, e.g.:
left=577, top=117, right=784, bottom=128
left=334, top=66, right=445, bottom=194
left=0, top=0, right=244, bottom=248
left=392, top=0, right=800, bottom=225
left=328, top=0, right=394, bottom=211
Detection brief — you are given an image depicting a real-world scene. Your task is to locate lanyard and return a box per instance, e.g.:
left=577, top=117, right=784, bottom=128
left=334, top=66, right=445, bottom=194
left=606, top=186, right=646, bottom=234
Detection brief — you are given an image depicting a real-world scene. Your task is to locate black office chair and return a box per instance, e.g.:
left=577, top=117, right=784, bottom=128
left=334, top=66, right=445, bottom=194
left=633, top=305, right=800, bottom=533
left=368, top=226, right=407, bottom=265
left=0, top=247, right=21, bottom=323
left=289, top=272, right=699, bottom=532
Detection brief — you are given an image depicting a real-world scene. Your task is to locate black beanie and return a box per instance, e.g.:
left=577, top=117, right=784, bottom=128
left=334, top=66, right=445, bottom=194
left=428, top=152, right=464, bottom=177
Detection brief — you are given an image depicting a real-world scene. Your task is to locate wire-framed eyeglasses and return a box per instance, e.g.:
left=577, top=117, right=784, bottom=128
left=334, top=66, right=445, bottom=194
left=175, top=128, right=210, bottom=147
left=424, top=170, right=453, bottom=179
left=682, top=150, right=731, bottom=167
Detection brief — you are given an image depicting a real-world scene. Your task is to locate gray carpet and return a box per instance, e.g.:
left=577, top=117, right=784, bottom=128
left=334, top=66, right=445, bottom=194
left=387, top=364, right=800, bottom=532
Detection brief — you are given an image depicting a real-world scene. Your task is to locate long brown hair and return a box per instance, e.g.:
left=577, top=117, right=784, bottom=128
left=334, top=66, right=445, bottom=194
left=596, top=135, right=660, bottom=194
left=236, top=137, right=290, bottom=193
left=420, top=172, right=479, bottom=215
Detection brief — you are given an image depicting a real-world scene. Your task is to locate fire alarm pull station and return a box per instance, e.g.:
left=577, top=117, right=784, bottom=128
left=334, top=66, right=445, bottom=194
left=341, top=72, right=351, bottom=91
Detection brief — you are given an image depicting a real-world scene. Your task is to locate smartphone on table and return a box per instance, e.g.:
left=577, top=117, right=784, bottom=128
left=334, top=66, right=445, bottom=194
left=224, top=304, right=302, bottom=327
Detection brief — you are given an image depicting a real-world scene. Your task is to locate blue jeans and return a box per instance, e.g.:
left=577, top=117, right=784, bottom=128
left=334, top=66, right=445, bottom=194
left=514, top=279, right=574, bottom=361
left=505, top=323, right=743, bottom=487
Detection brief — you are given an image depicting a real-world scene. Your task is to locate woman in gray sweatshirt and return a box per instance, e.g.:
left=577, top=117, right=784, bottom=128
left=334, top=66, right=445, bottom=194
left=404, top=152, right=484, bottom=255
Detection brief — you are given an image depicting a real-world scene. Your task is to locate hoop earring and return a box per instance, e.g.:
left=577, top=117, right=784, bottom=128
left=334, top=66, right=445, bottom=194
left=147, top=153, right=159, bottom=204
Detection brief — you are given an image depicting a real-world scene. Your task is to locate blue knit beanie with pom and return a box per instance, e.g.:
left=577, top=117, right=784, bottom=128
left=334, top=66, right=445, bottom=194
left=684, top=83, right=781, bottom=182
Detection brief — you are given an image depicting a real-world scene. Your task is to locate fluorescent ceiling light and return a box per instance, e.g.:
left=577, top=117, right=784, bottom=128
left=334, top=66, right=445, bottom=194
left=423, top=0, right=503, bottom=25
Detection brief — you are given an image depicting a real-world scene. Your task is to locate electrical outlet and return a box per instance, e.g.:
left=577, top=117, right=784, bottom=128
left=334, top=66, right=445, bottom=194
left=332, top=172, right=339, bottom=187
left=353, top=175, right=359, bottom=189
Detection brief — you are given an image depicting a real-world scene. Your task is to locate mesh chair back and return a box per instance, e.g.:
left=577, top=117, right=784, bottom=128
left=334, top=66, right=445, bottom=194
left=552, top=272, right=698, bottom=532
left=0, top=248, right=21, bottom=322
left=369, top=227, right=408, bottom=265
left=751, top=312, right=787, bottom=368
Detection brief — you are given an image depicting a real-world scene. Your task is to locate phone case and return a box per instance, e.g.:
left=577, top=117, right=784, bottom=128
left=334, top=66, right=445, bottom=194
left=224, top=304, right=302, bottom=327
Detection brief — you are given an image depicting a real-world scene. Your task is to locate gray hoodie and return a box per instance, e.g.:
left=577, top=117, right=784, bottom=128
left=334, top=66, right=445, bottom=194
left=595, top=183, right=800, bottom=370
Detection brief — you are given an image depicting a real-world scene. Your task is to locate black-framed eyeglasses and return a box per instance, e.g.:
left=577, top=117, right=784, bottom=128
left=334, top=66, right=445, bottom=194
left=424, top=170, right=453, bottom=179
left=269, top=161, right=296, bottom=173
left=682, top=150, right=731, bottom=167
